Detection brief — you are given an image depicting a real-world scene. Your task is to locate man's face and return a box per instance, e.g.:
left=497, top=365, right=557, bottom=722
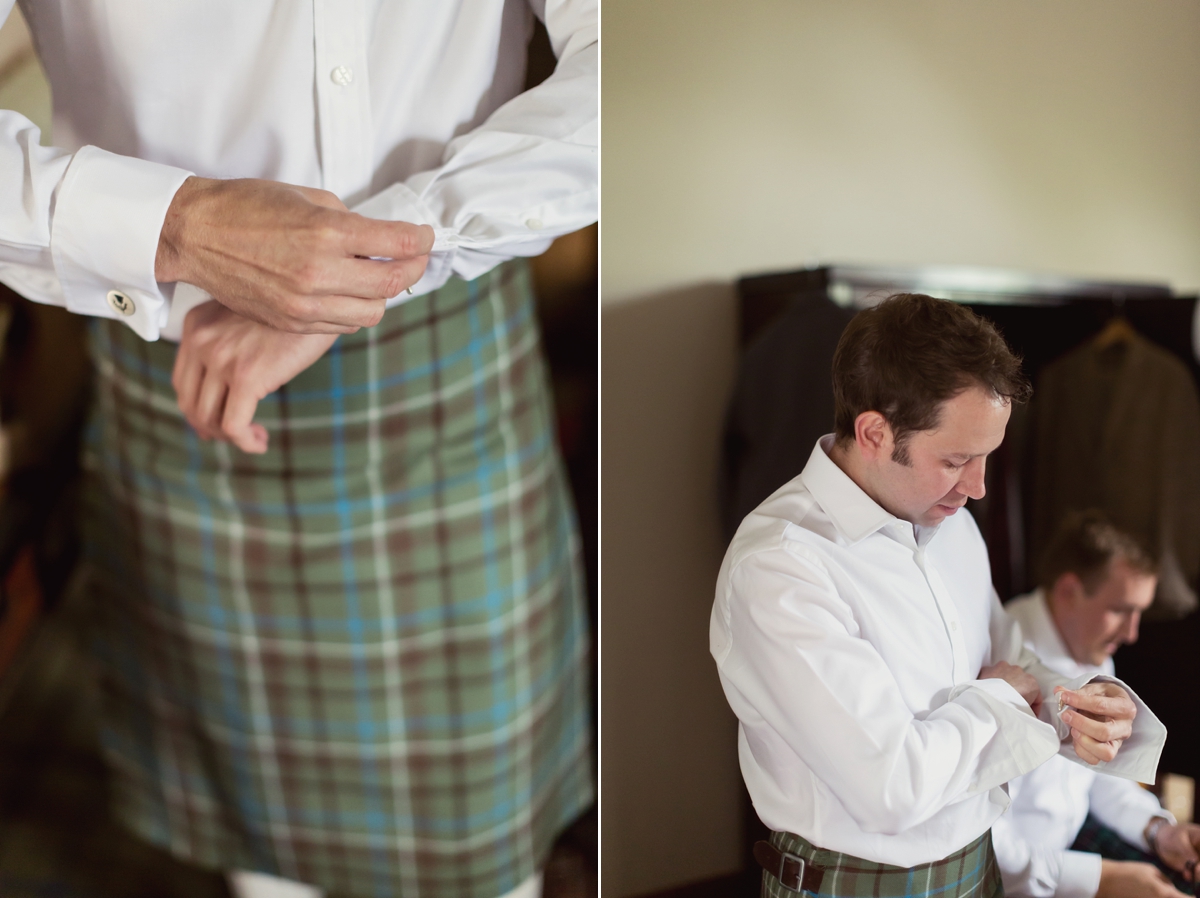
left=1054, top=558, right=1157, bottom=666
left=871, top=385, right=1011, bottom=528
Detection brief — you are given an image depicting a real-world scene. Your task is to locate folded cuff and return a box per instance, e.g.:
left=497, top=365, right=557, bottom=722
left=51, top=145, right=193, bottom=340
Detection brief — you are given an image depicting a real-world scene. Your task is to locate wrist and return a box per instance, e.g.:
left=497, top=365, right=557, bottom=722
left=1144, top=815, right=1170, bottom=855
left=155, top=176, right=217, bottom=283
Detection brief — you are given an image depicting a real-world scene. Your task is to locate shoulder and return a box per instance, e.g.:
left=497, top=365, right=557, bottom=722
left=712, top=476, right=846, bottom=662
left=1005, top=592, right=1041, bottom=629
left=725, top=475, right=839, bottom=571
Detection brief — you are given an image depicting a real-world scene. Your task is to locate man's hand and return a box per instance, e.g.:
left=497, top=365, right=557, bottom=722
left=172, top=301, right=338, bottom=453
left=979, top=661, right=1043, bottom=716
left=156, top=177, right=434, bottom=334
left=1097, top=860, right=1179, bottom=898
left=1151, top=821, right=1200, bottom=883
left=1054, top=683, right=1136, bottom=765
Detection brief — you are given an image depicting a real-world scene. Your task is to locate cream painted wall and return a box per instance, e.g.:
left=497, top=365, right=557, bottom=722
left=604, top=0, right=1200, bottom=305
left=0, top=6, right=51, bottom=140
left=601, top=3, right=1200, bottom=897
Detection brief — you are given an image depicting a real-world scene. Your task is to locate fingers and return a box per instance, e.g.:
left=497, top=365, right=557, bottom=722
left=222, top=382, right=269, bottom=454
left=1061, top=686, right=1137, bottom=721
left=288, top=258, right=428, bottom=309
left=172, top=333, right=201, bottom=416
left=1070, top=731, right=1107, bottom=765
left=1178, top=826, right=1200, bottom=880
left=1062, top=705, right=1133, bottom=744
left=1070, top=728, right=1123, bottom=764
left=192, top=361, right=230, bottom=440
left=342, top=217, right=435, bottom=261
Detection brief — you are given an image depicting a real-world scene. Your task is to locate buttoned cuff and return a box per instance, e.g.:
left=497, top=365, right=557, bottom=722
left=1058, top=849, right=1103, bottom=898
left=51, top=145, right=194, bottom=340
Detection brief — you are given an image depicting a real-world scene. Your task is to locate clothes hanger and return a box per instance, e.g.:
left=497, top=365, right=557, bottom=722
left=1092, top=296, right=1136, bottom=349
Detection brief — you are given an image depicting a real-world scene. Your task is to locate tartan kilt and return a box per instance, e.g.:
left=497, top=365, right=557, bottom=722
left=79, top=260, right=593, bottom=898
left=1071, top=814, right=1193, bottom=893
left=761, top=830, right=1003, bottom=898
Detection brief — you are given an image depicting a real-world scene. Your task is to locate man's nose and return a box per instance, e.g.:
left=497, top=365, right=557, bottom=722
left=1124, top=612, right=1141, bottom=645
left=960, top=458, right=987, bottom=501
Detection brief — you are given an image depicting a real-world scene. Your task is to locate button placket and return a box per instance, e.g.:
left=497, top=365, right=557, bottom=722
left=924, top=565, right=971, bottom=683
left=312, top=0, right=374, bottom=201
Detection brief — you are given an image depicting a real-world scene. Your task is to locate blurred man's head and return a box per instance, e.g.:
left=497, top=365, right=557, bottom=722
left=1039, top=510, right=1158, bottom=666
left=830, top=293, right=1031, bottom=527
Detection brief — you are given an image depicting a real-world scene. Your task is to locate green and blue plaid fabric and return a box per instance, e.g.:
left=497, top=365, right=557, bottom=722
left=80, top=260, right=593, bottom=898
left=761, top=829, right=1002, bottom=898
left=1071, top=813, right=1194, bottom=894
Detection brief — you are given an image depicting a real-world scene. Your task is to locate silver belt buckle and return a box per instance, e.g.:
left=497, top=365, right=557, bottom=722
left=777, top=849, right=807, bottom=891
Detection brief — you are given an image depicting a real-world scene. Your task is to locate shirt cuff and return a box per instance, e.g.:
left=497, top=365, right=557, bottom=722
left=1058, top=849, right=1103, bottom=898
left=1053, top=674, right=1166, bottom=785
left=947, top=678, right=1060, bottom=792
left=51, top=145, right=193, bottom=340
left=351, top=181, right=457, bottom=303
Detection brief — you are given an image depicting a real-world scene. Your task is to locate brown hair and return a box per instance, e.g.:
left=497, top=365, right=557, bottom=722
left=832, top=293, right=1031, bottom=463
left=1038, top=509, right=1157, bottom=595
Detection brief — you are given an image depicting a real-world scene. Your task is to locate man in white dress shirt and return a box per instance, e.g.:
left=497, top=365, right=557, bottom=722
left=712, top=294, right=1165, bottom=898
left=0, top=4, right=596, bottom=898
left=994, top=510, right=1200, bottom=898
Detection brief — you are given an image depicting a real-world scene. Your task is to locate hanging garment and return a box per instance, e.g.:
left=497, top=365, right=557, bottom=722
left=1028, top=330, right=1200, bottom=619
left=719, top=294, right=854, bottom=542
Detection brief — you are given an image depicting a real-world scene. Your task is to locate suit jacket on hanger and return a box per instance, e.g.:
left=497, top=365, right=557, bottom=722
left=1029, top=330, right=1200, bottom=619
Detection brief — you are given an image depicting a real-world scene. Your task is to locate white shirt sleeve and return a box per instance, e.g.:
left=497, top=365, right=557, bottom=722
left=989, top=593, right=1166, bottom=784
left=1089, top=774, right=1174, bottom=852
left=992, top=802, right=1104, bottom=898
left=720, top=548, right=1061, bottom=836
left=0, top=16, right=194, bottom=343
left=1, top=0, right=596, bottom=339
left=351, top=0, right=597, bottom=296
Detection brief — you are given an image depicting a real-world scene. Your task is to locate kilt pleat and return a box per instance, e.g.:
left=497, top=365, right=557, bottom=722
left=80, top=260, right=593, bottom=898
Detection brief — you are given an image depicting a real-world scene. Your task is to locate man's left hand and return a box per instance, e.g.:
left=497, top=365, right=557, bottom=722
left=1054, top=683, right=1136, bottom=765
left=172, top=301, right=339, bottom=454
left=1152, top=821, right=1200, bottom=883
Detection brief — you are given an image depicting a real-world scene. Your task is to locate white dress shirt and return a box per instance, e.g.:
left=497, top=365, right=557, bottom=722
left=711, top=436, right=1166, bottom=868
left=0, top=0, right=596, bottom=340
left=992, top=591, right=1173, bottom=898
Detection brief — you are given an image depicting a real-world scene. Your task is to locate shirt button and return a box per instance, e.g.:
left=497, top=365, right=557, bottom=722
left=106, top=289, right=135, bottom=316
left=525, top=218, right=544, bottom=230
left=330, top=65, right=354, bottom=86
left=950, top=621, right=959, bottom=632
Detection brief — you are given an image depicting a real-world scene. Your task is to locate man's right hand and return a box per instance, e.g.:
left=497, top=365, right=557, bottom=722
left=978, top=661, right=1043, bottom=716
left=1097, top=859, right=1179, bottom=898
left=155, top=177, right=435, bottom=334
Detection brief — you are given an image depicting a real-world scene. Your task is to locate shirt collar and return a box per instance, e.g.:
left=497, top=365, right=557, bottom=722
left=799, top=435, right=896, bottom=544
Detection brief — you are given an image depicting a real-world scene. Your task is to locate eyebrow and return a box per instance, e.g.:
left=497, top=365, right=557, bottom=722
left=945, top=452, right=981, bottom=462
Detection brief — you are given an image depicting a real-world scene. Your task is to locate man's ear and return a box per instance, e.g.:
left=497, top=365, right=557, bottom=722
left=854, top=411, right=892, bottom=462
left=1052, top=571, right=1086, bottom=608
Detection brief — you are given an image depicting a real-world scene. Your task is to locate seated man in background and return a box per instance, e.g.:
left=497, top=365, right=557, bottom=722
left=995, top=510, right=1200, bottom=898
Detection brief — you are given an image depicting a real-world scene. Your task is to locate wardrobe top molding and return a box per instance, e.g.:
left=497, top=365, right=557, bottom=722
left=738, top=264, right=1177, bottom=310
